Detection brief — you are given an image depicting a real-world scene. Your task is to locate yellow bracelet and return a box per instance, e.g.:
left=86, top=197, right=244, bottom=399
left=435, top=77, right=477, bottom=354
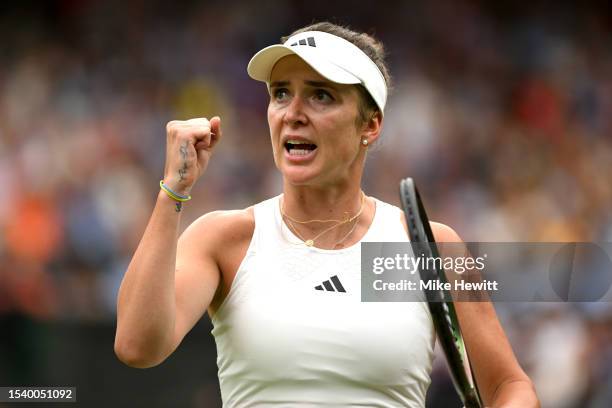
left=159, top=180, right=192, bottom=202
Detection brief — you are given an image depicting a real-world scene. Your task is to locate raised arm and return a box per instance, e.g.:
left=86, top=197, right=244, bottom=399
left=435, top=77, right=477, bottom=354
left=114, top=117, right=222, bottom=368
left=431, top=222, right=540, bottom=408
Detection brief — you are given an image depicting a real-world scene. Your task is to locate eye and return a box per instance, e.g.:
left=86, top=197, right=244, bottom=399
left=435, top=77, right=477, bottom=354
left=272, top=88, right=290, bottom=102
left=313, top=89, right=334, bottom=103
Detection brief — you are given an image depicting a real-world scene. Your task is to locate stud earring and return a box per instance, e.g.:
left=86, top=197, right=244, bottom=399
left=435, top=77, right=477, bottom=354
left=362, top=139, right=369, bottom=146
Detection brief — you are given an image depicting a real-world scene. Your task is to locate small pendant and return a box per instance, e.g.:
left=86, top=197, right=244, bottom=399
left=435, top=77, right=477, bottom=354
left=305, top=239, right=314, bottom=247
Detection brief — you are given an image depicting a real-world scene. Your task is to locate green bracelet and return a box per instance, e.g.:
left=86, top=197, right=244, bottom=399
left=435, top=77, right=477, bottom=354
left=159, top=180, right=192, bottom=202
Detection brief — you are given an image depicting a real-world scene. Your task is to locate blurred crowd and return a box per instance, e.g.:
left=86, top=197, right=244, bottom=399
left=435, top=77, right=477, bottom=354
left=0, top=0, right=611, bottom=407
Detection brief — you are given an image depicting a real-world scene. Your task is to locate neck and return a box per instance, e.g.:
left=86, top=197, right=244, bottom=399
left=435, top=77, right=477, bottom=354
left=281, top=182, right=364, bottom=222
left=280, top=182, right=373, bottom=249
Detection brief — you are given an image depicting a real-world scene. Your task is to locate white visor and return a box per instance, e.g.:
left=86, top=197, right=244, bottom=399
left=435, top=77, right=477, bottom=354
left=247, top=31, right=387, bottom=114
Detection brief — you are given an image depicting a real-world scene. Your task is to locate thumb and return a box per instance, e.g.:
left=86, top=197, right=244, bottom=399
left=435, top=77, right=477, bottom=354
left=209, top=116, right=222, bottom=149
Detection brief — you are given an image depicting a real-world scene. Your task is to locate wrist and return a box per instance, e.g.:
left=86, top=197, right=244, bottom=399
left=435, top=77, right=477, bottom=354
left=157, top=189, right=182, bottom=211
left=159, top=180, right=192, bottom=213
left=161, top=177, right=192, bottom=196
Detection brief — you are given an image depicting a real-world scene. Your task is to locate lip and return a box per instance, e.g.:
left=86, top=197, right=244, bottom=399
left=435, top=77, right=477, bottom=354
left=281, top=134, right=316, bottom=145
left=281, top=135, right=318, bottom=164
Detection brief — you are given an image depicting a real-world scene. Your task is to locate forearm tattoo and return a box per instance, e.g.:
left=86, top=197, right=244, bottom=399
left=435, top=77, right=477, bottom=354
left=178, top=142, right=188, bottom=181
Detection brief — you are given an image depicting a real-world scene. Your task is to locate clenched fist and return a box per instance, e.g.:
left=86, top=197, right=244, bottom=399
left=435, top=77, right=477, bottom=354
left=163, top=116, right=222, bottom=195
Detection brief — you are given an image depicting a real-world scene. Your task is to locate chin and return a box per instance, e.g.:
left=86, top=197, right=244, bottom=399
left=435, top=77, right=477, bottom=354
left=281, top=167, right=319, bottom=186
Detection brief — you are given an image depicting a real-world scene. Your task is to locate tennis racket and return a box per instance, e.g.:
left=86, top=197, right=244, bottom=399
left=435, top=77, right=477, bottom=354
left=399, top=177, right=483, bottom=408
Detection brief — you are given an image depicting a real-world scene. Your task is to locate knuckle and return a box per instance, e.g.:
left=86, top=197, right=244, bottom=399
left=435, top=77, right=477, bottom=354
left=188, top=118, right=211, bottom=131
left=187, top=117, right=210, bottom=124
left=166, top=120, right=180, bottom=133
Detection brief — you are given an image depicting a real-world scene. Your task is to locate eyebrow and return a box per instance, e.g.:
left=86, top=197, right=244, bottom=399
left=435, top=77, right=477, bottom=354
left=305, top=80, right=336, bottom=88
left=269, top=81, right=289, bottom=88
left=269, top=80, right=338, bottom=90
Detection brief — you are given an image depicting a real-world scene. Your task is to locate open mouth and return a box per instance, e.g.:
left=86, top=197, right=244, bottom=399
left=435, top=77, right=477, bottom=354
left=284, top=140, right=318, bottom=156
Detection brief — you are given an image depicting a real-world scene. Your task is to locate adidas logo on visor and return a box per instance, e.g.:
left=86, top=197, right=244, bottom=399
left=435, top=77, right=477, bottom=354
left=290, top=36, right=316, bottom=47
left=315, top=275, right=346, bottom=293
left=247, top=30, right=387, bottom=113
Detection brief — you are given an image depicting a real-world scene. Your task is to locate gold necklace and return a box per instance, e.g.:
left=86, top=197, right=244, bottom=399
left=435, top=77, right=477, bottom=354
left=332, top=214, right=361, bottom=248
left=285, top=215, right=360, bottom=249
left=281, top=192, right=366, bottom=247
left=281, top=192, right=365, bottom=224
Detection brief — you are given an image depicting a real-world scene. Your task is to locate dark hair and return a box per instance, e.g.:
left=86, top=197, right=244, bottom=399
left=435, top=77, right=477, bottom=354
left=281, top=22, right=391, bottom=125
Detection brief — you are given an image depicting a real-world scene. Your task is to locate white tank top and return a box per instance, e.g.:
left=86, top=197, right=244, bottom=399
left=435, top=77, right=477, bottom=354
left=211, top=195, right=435, bottom=407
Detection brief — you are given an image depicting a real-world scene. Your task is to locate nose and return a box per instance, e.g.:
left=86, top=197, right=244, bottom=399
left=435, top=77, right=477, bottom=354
left=283, top=94, right=308, bottom=127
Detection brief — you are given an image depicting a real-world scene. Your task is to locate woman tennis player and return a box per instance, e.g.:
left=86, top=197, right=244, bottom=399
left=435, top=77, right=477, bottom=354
left=114, top=22, right=539, bottom=407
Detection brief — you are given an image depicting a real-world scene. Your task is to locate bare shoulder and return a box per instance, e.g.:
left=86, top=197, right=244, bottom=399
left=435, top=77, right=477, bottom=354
left=177, top=206, right=256, bottom=315
left=181, top=207, right=255, bottom=250
left=429, top=221, right=462, bottom=243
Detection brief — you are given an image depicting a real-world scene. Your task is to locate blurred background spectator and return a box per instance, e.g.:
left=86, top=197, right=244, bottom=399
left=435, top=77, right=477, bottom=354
left=1, top=0, right=611, bottom=406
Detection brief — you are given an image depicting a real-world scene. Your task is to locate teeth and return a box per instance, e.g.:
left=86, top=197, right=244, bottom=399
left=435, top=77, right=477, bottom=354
left=286, top=139, right=314, bottom=145
left=289, top=149, right=311, bottom=156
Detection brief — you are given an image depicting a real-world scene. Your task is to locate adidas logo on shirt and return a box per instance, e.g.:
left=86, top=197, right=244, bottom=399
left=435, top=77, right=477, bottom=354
left=314, top=275, right=346, bottom=293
